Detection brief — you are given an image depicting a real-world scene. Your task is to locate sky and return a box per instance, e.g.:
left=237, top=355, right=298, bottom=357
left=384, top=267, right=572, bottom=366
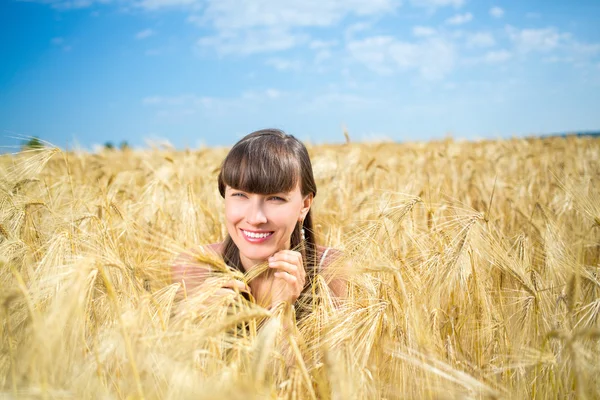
left=1, top=0, right=599, bottom=150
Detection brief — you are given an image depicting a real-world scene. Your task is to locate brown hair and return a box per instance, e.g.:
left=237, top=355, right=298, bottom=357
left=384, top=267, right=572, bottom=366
left=217, top=129, right=318, bottom=316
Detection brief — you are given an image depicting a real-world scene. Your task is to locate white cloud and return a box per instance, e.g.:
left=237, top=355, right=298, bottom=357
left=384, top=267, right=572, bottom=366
left=446, top=12, right=472, bottom=25
left=265, top=58, right=302, bottom=71
left=344, top=22, right=372, bottom=40
left=347, top=35, right=456, bottom=79
left=135, top=29, right=155, bottom=39
left=489, top=6, right=504, bottom=18
left=484, top=50, right=511, bottom=63
left=143, top=89, right=285, bottom=116
left=443, top=82, right=457, bottom=90
left=197, top=28, right=308, bottom=55
left=542, top=56, right=574, bottom=64
left=505, top=25, right=600, bottom=66
left=506, top=26, right=571, bottom=53
left=412, top=26, right=437, bottom=37
left=192, top=0, right=397, bottom=55
left=346, top=36, right=396, bottom=74
left=309, top=39, right=338, bottom=49
left=242, top=89, right=282, bottom=99
left=202, top=0, right=398, bottom=30
left=572, top=42, right=600, bottom=57
left=145, top=48, right=162, bottom=56
left=265, top=89, right=281, bottom=99
left=137, top=0, right=200, bottom=10
left=34, top=0, right=105, bottom=10
left=50, top=36, right=72, bottom=51
left=301, top=92, right=379, bottom=113
left=466, top=32, right=495, bottom=48
left=314, top=49, right=332, bottom=64
left=410, top=0, right=464, bottom=9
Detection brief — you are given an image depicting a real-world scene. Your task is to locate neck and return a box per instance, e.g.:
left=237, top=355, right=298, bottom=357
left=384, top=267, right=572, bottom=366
left=238, top=242, right=291, bottom=272
left=239, top=254, right=264, bottom=272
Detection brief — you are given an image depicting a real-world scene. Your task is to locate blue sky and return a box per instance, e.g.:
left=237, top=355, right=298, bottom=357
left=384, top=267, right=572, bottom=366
left=1, top=0, right=599, bottom=150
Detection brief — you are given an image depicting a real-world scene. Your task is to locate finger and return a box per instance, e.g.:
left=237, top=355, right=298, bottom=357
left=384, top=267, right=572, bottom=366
left=214, top=288, right=236, bottom=296
left=271, top=250, right=303, bottom=265
left=269, top=261, right=306, bottom=286
left=274, top=271, right=299, bottom=288
left=214, top=286, right=251, bottom=301
left=222, top=279, right=250, bottom=293
left=269, top=252, right=304, bottom=273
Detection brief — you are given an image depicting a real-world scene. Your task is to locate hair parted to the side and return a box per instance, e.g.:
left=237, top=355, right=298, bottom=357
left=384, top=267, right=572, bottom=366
left=217, top=129, right=318, bottom=316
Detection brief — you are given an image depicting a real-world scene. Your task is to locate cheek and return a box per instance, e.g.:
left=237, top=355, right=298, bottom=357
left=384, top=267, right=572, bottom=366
left=224, top=201, right=243, bottom=224
left=276, top=204, right=302, bottom=230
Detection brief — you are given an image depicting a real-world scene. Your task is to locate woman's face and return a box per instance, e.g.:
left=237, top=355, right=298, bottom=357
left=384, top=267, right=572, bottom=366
left=224, top=183, right=312, bottom=270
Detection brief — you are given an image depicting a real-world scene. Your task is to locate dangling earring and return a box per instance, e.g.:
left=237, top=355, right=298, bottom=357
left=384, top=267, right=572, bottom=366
left=300, top=220, right=306, bottom=241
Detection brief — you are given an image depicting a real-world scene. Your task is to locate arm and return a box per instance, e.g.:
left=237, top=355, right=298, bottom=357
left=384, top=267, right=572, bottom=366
left=172, top=245, right=249, bottom=301
left=318, top=248, right=349, bottom=303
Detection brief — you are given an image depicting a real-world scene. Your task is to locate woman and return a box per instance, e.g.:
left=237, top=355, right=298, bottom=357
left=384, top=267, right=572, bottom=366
left=173, top=129, right=346, bottom=317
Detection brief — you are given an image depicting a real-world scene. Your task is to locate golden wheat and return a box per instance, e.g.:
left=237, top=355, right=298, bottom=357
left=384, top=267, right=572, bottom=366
left=0, top=136, right=599, bottom=399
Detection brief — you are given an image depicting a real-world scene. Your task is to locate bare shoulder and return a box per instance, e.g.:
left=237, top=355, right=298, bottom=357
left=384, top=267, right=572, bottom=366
left=172, top=242, right=224, bottom=283
left=316, top=245, right=344, bottom=269
left=315, top=245, right=348, bottom=299
left=206, top=242, right=224, bottom=256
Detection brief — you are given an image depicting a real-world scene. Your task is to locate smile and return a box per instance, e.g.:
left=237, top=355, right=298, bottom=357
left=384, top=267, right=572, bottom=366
left=241, top=229, right=274, bottom=242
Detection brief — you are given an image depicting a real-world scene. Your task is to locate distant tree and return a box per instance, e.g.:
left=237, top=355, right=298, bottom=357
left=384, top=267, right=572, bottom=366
left=22, top=137, right=44, bottom=150
left=104, top=141, right=115, bottom=150
left=119, top=140, right=130, bottom=151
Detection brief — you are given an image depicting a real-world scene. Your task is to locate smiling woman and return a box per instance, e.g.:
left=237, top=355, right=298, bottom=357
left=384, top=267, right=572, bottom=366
left=172, top=129, right=346, bottom=319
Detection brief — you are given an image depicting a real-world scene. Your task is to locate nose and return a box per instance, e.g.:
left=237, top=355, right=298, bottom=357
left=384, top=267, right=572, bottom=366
left=246, top=199, right=267, bottom=226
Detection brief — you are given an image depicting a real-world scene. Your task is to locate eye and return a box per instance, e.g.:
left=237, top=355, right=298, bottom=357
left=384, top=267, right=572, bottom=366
left=268, top=196, right=286, bottom=202
left=231, top=192, right=248, bottom=198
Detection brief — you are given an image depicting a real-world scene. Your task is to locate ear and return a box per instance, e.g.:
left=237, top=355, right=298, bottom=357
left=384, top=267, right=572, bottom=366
left=299, top=193, right=313, bottom=221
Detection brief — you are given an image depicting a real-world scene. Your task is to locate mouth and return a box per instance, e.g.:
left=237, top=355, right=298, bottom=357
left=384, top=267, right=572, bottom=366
left=240, top=229, right=274, bottom=243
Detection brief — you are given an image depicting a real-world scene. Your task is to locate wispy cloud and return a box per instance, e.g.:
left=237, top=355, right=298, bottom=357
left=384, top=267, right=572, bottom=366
left=142, top=89, right=286, bottom=116
left=197, top=28, right=308, bottom=55
left=33, top=0, right=105, bottom=10
left=135, top=29, right=155, bottom=39
left=50, top=36, right=72, bottom=51
left=446, top=12, right=472, bottom=25
left=412, top=26, right=437, bottom=37
left=505, top=25, right=600, bottom=66
left=489, top=6, right=504, bottom=18
left=506, top=26, right=570, bottom=52
left=466, top=32, right=495, bottom=48
left=484, top=49, right=511, bottom=63
left=347, top=35, right=456, bottom=79
left=265, top=58, right=302, bottom=71
left=410, top=0, right=464, bottom=9
left=136, top=0, right=200, bottom=10
left=344, top=22, right=372, bottom=40
left=145, top=48, right=162, bottom=56
left=193, top=0, right=398, bottom=55
left=202, top=0, right=398, bottom=30
left=301, top=92, right=380, bottom=113
left=309, top=39, right=338, bottom=50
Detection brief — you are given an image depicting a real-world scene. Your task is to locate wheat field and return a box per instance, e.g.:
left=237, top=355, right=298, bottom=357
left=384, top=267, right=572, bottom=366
left=1, top=136, right=599, bottom=399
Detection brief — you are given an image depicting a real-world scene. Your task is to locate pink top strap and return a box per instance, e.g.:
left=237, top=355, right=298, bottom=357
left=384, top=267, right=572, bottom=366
left=318, top=247, right=331, bottom=271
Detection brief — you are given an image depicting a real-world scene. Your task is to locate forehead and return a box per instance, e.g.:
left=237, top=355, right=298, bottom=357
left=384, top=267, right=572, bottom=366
left=220, top=145, right=301, bottom=195
left=225, top=182, right=302, bottom=195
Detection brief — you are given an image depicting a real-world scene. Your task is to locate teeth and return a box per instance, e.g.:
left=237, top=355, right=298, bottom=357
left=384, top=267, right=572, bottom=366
left=243, top=230, right=271, bottom=239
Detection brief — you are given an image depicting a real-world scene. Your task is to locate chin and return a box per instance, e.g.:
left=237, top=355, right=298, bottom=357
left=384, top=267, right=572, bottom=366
left=234, top=240, right=274, bottom=261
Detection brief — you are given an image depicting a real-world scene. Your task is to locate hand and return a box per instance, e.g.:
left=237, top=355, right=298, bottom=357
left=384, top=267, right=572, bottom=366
left=267, top=250, right=306, bottom=307
left=214, top=278, right=251, bottom=300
